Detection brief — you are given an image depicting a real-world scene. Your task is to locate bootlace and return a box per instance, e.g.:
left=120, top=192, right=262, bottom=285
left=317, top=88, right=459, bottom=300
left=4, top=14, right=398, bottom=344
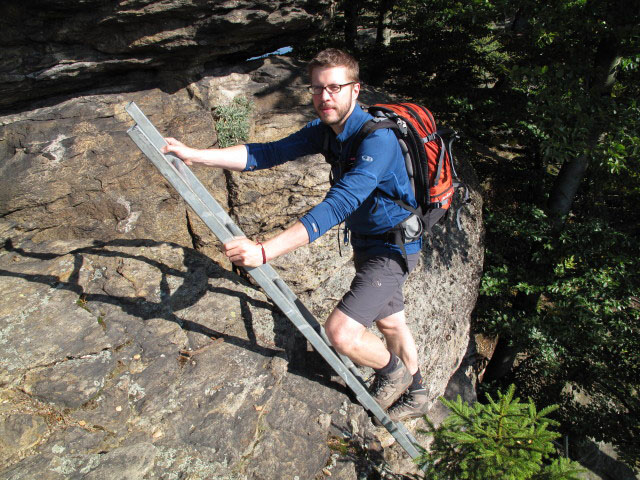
left=369, top=374, right=390, bottom=395
left=389, top=391, right=414, bottom=410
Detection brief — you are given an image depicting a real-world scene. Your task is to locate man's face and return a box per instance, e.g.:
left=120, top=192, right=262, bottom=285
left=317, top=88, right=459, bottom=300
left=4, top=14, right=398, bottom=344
left=310, top=66, right=360, bottom=134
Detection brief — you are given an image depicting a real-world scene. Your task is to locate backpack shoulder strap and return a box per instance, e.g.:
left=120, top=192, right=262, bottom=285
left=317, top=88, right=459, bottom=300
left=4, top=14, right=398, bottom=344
left=321, top=125, right=342, bottom=185
left=347, top=118, right=400, bottom=160
left=321, top=125, right=335, bottom=164
left=323, top=118, right=401, bottom=186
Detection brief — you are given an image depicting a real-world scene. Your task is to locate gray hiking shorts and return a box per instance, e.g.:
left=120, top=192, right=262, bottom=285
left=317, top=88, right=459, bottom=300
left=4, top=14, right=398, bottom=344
left=336, top=251, right=419, bottom=327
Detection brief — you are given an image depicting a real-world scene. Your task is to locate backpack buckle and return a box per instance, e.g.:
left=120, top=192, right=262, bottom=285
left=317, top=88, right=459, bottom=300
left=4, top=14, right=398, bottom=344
left=423, top=133, right=437, bottom=143
left=396, top=119, right=408, bottom=136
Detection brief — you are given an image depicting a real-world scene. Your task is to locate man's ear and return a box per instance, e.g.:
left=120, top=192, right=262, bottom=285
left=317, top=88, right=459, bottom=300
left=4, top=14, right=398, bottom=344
left=352, top=82, right=361, bottom=99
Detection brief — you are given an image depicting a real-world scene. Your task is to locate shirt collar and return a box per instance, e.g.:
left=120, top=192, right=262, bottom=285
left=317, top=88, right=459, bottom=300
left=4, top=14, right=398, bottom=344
left=336, top=103, right=370, bottom=143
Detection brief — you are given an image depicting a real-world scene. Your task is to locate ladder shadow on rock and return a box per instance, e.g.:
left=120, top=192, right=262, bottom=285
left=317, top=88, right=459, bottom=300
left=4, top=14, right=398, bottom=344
left=1, top=238, right=316, bottom=365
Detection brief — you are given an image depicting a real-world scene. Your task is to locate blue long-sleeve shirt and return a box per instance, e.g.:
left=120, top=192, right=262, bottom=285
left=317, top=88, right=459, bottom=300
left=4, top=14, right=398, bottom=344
left=245, top=104, right=421, bottom=255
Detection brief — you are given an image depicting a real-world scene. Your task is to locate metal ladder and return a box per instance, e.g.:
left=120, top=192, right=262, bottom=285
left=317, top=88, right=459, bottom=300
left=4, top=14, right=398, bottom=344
left=125, top=102, right=422, bottom=460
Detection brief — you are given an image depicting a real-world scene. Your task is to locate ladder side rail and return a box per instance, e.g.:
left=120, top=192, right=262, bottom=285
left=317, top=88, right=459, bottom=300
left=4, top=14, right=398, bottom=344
left=125, top=126, right=320, bottom=335
left=125, top=100, right=353, bottom=365
left=126, top=106, right=422, bottom=459
left=263, top=267, right=365, bottom=382
left=250, top=269, right=405, bottom=442
left=293, top=298, right=366, bottom=383
left=126, top=126, right=349, bottom=365
left=124, top=127, right=368, bottom=398
left=125, top=103, right=347, bottom=365
left=127, top=126, right=236, bottom=244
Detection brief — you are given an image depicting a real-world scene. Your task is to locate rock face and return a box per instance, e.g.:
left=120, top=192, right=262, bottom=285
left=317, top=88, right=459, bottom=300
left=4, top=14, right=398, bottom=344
left=0, top=0, right=330, bottom=111
left=0, top=55, right=484, bottom=478
left=0, top=239, right=377, bottom=479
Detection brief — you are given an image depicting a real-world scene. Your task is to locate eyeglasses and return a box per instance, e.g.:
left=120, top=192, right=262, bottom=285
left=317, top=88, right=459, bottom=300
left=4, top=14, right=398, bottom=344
left=307, top=82, right=357, bottom=95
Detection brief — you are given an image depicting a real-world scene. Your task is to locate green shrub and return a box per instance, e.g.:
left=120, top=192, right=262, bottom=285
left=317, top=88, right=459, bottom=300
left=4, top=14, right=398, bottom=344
left=416, top=385, right=583, bottom=479
left=214, top=96, right=253, bottom=148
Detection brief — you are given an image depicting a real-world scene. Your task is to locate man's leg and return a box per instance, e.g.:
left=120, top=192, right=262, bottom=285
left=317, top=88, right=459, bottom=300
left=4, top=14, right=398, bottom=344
left=375, top=309, right=418, bottom=375
left=325, top=251, right=421, bottom=410
left=376, top=310, right=430, bottom=421
left=324, top=307, right=390, bottom=369
left=325, top=307, right=412, bottom=409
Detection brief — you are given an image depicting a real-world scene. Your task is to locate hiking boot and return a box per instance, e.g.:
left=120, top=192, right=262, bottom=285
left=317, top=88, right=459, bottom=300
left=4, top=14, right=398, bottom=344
left=387, top=388, right=429, bottom=422
left=368, top=361, right=412, bottom=410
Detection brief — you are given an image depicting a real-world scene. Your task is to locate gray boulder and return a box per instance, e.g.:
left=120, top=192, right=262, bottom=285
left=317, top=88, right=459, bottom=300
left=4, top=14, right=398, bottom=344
left=0, top=0, right=330, bottom=111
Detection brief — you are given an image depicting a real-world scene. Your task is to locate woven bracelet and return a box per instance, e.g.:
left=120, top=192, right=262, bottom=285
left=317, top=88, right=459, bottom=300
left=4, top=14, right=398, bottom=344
left=257, top=242, right=267, bottom=265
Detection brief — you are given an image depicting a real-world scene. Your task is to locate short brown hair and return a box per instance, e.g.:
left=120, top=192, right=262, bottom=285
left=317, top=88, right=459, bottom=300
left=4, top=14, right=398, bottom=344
left=307, top=48, right=360, bottom=82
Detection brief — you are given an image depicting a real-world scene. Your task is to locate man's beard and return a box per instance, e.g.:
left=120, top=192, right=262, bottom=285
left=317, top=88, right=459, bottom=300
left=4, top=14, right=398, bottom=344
left=317, top=98, right=353, bottom=127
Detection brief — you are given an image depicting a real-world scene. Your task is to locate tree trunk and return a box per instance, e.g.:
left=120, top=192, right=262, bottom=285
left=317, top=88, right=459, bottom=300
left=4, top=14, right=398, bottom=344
left=547, top=34, right=621, bottom=231
left=344, top=0, right=360, bottom=50
left=548, top=154, right=591, bottom=230
left=375, top=0, right=395, bottom=47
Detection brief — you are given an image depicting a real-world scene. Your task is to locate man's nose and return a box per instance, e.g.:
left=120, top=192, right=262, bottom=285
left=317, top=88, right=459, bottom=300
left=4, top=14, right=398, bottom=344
left=320, top=87, right=332, bottom=101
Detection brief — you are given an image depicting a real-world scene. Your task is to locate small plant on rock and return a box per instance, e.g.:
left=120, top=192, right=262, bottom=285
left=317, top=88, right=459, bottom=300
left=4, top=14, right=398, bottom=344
left=214, top=96, right=253, bottom=148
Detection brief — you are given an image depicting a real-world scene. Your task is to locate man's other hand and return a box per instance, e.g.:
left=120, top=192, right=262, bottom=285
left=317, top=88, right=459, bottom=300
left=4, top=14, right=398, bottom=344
left=162, top=137, right=200, bottom=165
left=223, top=237, right=264, bottom=267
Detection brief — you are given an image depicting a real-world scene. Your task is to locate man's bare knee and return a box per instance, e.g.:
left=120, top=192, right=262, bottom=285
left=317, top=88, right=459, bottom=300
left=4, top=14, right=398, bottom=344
left=325, top=322, right=352, bottom=352
left=325, top=310, right=363, bottom=353
left=326, top=328, right=353, bottom=353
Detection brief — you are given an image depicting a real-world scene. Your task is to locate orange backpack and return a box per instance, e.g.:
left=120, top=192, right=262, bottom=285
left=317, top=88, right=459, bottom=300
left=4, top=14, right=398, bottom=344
left=347, top=102, right=468, bottom=233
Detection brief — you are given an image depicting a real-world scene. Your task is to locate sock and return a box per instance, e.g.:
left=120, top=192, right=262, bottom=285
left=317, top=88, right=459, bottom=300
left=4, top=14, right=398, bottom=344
left=409, top=368, right=423, bottom=391
left=375, top=352, right=399, bottom=376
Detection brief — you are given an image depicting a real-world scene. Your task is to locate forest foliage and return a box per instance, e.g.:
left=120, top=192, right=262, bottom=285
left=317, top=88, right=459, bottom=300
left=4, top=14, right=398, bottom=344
left=297, top=0, right=640, bottom=472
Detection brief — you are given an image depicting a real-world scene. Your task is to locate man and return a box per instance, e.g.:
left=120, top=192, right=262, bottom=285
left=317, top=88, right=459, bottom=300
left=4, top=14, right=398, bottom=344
left=162, top=48, right=428, bottom=421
